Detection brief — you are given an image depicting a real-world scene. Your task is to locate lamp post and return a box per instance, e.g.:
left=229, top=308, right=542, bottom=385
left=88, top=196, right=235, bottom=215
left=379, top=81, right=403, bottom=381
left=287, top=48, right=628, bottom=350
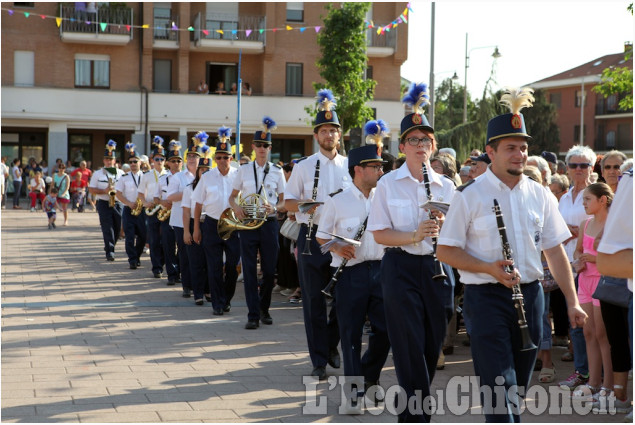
left=462, top=33, right=501, bottom=123
left=449, top=71, right=459, bottom=122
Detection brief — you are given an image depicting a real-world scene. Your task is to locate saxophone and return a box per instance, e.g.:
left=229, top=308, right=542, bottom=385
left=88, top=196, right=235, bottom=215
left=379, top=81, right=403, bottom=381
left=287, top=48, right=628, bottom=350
left=131, top=198, right=144, bottom=216
left=157, top=206, right=171, bottom=222
left=107, top=177, right=116, bottom=207
left=145, top=203, right=162, bottom=216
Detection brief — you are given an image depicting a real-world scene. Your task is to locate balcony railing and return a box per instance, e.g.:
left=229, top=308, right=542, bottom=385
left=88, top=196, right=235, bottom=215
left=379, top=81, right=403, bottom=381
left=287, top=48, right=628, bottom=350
left=60, top=4, right=133, bottom=37
left=366, top=27, right=397, bottom=49
left=153, top=13, right=179, bottom=42
left=193, top=13, right=266, bottom=43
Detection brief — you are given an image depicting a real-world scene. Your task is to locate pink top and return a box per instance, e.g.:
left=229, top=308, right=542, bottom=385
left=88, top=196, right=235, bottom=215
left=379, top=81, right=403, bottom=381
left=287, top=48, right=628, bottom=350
left=581, top=218, right=600, bottom=277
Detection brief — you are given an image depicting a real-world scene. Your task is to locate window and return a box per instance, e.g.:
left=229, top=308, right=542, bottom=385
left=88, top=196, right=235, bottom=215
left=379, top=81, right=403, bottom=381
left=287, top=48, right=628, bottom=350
left=605, top=131, right=616, bottom=148
left=285, top=63, right=303, bottom=96
left=607, top=94, right=618, bottom=112
left=575, top=90, right=586, bottom=108
left=68, top=134, right=92, bottom=167
left=13, top=3, right=34, bottom=7
left=14, top=51, right=34, bottom=87
left=153, top=59, right=172, bottom=93
left=75, top=55, right=110, bottom=88
left=549, top=92, right=561, bottom=109
left=573, top=125, right=586, bottom=143
left=617, top=123, right=630, bottom=149
left=365, top=66, right=373, bottom=80
left=286, top=2, right=304, bottom=22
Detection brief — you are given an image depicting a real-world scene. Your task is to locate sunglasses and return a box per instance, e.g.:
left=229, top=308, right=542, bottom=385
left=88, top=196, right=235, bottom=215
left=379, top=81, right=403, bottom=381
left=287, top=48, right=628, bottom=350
left=169, top=159, right=182, bottom=164
left=129, top=160, right=139, bottom=164
left=404, top=137, right=433, bottom=147
left=215, top=156, right=230, bottom=161
left=363, top=164, right=383, bottom=171
left=154, top=157, right=166, bottom=162
left=253, top=142, right=270, bottom=148
left=603, top=164, right=621, bottom=170
left=568, top=163, right=591, bottom=169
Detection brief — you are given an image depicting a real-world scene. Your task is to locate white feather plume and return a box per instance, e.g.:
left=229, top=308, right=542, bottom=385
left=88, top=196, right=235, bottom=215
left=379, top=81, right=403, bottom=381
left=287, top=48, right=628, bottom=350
left=499, top=87, right=535, bottom=115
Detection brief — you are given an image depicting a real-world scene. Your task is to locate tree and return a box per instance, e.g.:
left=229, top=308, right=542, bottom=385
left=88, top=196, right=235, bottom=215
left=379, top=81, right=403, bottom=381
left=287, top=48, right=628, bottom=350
left=521, top=89, right=560, bottom=155
left=592, top=3, right=633, bottom=111
left=310, top=2, right=376, bottom=153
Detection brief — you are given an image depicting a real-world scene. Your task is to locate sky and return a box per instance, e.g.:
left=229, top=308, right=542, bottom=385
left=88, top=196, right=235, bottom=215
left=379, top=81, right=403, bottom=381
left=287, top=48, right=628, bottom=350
left=401, top=1, right=634, bottom=101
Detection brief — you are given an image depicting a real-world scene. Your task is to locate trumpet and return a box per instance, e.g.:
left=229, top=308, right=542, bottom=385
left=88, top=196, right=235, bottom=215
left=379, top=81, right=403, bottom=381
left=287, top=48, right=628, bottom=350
left=131, top=198, right=144, bottom=216
left=107, top=177, right=117, bottom=208
left=157, top=206, right=172, bottom=222
left=145, top=203, right=162, bottom=216
left=217, top=193, right=268, bottom=240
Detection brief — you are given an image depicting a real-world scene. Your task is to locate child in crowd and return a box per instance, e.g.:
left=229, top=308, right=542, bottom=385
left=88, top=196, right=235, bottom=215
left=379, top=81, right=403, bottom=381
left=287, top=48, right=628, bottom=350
left=70, top=171, right=87, bottom=212
left=43, top=187, right=59, bottom=230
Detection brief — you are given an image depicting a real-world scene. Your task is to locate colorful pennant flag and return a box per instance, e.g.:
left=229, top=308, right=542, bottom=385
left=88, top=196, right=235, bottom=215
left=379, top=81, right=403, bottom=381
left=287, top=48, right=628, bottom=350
left=245, top=29, right=252, bottom=37
left=100, top=22, right=107, bottom=31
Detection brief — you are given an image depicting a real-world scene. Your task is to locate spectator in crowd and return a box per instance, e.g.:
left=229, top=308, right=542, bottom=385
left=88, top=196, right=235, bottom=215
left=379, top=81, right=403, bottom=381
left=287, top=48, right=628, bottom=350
left=239, top=154, right=251, bottom=165
left=469, top=148, right=482, bottom=157
left=0, top=157, right=8, bottom=208
left=550, top=174, right=570, bottom=200
left=458, top=165, right=471, bottom=184
left=621, top=159, right=633, bottom=173
left=242, top=82, right=252, bottom=96
left=43, top=186, right=59, bottom=230
left=431, top=153, right=460, bottom=186
left=139, top=155, right=151, bottom=173
left=40, top=159, right=49, bottom=177
left=53, top=163, right=71, bottom=225
left=230, top=83, right=238, bottom=95
left=70, top=160, right=93, bottom=210
left=65, top=160, right=75, bottom=174
left=468, top=152, right=490, bottom=180
left=52, top=158, right=63, bottom=174
left=197, top=80, right=209, bottom=94
left=557, top=159, right=567, bottom=175
left=215, top=81, right=226, bottom=95
left=11, top=158, right=22, bottom=209
left=381, top=151, right=395, bottom=175
left=541, top=151, right=558, bottom=175
left=599, top=150, right=626, bottom=193
left=70, top=171, right=88, bottom=212
left=28, top=170, right=46, bottom=211
left=527, top=155, right=552, bottom=186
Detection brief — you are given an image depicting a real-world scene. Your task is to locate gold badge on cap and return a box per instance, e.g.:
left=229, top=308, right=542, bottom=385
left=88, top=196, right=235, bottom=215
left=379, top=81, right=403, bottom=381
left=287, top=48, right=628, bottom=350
left=511, top=114, right=522, bottom=129
left=221, top=143, right=226, bottom=150
left=325, top=111, right=333, bottom=120
left=412, top=114, right=422, bottom=125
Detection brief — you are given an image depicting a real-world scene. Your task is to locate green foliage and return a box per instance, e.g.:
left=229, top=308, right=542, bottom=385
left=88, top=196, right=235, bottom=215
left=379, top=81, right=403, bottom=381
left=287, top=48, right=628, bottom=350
left=309, top=3, right=376, bottom=152
left=433, top=77, right=477, bottom=131
left=522, top=89, right=560, bottom=155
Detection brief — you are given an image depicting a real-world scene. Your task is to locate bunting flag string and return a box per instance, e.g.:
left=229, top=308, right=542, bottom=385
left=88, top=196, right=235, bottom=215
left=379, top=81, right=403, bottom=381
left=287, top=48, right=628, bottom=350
left=1, top=3, right=411, bottom=37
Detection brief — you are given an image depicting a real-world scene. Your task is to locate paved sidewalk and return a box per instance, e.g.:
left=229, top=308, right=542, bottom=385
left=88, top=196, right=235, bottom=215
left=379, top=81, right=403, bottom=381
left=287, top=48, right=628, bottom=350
left=1, top=207, right=630, bottom=422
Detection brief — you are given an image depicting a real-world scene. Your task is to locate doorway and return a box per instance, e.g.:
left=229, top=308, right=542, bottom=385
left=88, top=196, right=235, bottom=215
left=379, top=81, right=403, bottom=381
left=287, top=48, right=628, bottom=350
left=207, top=63, right=237, bottom=94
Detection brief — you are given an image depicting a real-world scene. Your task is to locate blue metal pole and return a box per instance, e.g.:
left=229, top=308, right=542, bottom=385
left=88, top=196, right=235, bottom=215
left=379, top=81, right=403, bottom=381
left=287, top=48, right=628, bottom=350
left=236, top=49, right=242, bottom=159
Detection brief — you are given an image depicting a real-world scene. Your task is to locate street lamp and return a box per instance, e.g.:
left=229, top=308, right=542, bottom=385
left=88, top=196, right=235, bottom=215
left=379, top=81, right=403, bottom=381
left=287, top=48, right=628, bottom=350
left=449, top=71, right=459, bottom=121
left=462, top=33, right=501, bottom=123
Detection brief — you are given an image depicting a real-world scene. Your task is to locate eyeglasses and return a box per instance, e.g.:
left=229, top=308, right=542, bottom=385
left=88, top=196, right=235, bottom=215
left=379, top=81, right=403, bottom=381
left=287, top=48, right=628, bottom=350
left=253, top=142, right=270, bottom=148
left=129, top=160, right=139, bottom=164
left=551, top=189, right=565, bottom=195
left=404, top=137, right=433, bottom=147
left=568, top=163, right=591, bottom=169
left=154, top=157, right=166, bottom=162
left=169, top=159, right=182, bottom=164
left=186, top=154, right=199, bottom=159
left=604, top=164, right=621, bottom=170
left=215, top=156, right=230, bottom=161
left=363, top=164, right=383, bottom=172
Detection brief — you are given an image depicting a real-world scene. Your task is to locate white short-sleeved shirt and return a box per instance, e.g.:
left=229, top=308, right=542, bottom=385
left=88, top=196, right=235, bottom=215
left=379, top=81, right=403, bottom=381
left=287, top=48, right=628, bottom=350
left=29, top=178, right=46, bottom=193
left=368, top=162, right=455, bottom=256
left=138, top=169, right=166, bottom=201
left=232, top=161, right=285, bottom=218
left=181, top=183, right=199, bottom=220
left=114, top=171, right=143, bottom=204
left=167, top=169, right=194, bottom=228
left=192, top=166, right=238, bottom=220
left=158, top=171, right=177, bottom=201
left=284, top=151, right=350, bottom=225
left=438, top=168, right=571, bottom=285
left=558, top=188, right=591, bottom=262
left=89, top=167, right=125, bottom=202
left=316, top=184, right=384, bottom=267
left=597, top=171, right=633, bottom=290
left=12, top=165, right=21, bottom=182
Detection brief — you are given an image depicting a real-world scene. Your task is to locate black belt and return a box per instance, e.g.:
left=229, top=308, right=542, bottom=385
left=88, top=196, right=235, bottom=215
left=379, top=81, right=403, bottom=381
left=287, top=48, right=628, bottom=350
left=483, top=279, right=539, bottom=287
left=384, top=247, right=433, bottom=258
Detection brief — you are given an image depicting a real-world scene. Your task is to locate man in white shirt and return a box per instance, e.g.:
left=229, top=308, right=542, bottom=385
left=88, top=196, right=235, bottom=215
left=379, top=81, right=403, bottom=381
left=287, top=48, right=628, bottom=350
left=115, top=143, right=146, bottom=270
left=192, top=131, right=240, bottom=316
left=437, top=88, right=587, bottom=422
left=159, top=141, right=182, bottom=285
left=285, top=90, right=350, bottom=380
left=89, top=140, right=124, bottom=262
left=317, top=144, right=390, bottom=408
left=138, top=136, right=167, bottom=278
left=229, top=119, right=285, bottom=329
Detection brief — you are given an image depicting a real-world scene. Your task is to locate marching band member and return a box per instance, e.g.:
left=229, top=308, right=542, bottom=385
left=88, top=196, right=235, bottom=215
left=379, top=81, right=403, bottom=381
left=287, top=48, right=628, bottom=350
left=229, top=117, right=285, bottom=329
left=138, top=136, right=167, bottom=278
left=368, top=83, right=455, bottom=422
left=316, top=142, right=391, bottom=408
left=182, top=144, right=212, bottom=306
left=89, top=140, right=124, bottom=262
left=115, top=143, right=147, bottom=270
left=192, top=127, right=240, bottom=316
left=284, top=89, right=350, bottom=380
left=437, top=88, right=586, bottom=422
left=167, top=132, right=206, bottom=297
left=159, top=141, right=182, bottom=286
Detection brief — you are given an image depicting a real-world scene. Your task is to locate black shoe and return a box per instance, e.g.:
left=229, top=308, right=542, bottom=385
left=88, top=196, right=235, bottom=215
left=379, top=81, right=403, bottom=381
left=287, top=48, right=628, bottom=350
left=245, top=320, right=259, bottom=330
left=328, top=349, right=341, bottom=369
left=106, top=254, right=115, bottom=262
left=129, top=262, right=137, bottom=270
left=205, top=294, right=212, bottom=302
left=462, top=335, right=471, bottom=347
left=175, top=277, right=182, bottom=284
left=260, top=311, right=273, bottom=325
left=182, top=289, right=191, bottom=298
left=213, top=308, right=223, bottom=316
left=223, top=304, right=231, bottom=313
left=311, top=366, right=327, bottom=380
left=136, top=260, right=141, bottom=267
left=442, top=345, right=454, bottom=355
left=51, top=222, right=56, bottom=229
left=153, top=272, right=163, bottom=279
left=195, top=299, right=204, bottom=306
left=167, top=279, right=176, bottom=286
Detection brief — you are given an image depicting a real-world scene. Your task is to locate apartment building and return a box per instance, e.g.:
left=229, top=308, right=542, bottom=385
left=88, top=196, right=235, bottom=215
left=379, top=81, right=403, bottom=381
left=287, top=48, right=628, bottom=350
left=532, top=44, right=633, bottom=156
left=1, top=2, right=408, bottom=168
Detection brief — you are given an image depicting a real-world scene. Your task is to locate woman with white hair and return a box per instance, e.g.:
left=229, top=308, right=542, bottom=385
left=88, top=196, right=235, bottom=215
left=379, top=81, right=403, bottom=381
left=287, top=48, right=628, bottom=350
left=527, top=155, right=551, bottom=187
left=599, top=150, right=627, bottom=193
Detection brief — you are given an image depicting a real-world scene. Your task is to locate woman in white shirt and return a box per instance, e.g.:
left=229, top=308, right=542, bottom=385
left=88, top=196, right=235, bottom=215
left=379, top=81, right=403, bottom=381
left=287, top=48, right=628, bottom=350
left=11, top=158, right=22, bottom=209
left=28, top=171, right=46, bottom=211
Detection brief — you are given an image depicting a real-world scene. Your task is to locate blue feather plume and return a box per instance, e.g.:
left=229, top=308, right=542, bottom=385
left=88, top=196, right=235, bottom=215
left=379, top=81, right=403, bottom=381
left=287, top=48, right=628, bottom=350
left=401, top=82, right=429, bottom=114
left=195, top=131, right=209, bottom=142
left=364, top=119, right=390, bottom=146
left=106, top=140, right=117, bottom=151
left=316, top=89, right=337, bottom=111
left=125, top=142, right=135, bottom=153
left=218, top=126, right=232, bottom=140
left=262, top=116, right=277, bottom=132
left=153, top=135, right=164, bottom=147
left=168, top=140, right=181, bottom=150
left=200, top=145, right=210, bottom=155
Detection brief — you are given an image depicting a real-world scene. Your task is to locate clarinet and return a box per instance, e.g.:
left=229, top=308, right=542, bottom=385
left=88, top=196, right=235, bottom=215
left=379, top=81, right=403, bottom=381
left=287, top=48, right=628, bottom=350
left=421, top=163, right=447, bottom=282
left=321, top=216, right=369, bottom=298
left=492, top=199, right=538, bottom=352
left=302, top=160, right=320, bottom=256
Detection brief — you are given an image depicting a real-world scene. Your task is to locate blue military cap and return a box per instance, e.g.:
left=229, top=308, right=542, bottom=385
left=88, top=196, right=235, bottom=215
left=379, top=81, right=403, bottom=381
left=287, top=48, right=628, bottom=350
left=216, top=126, right=232, bottom=154
left=313, top=89, right=340, bottom=130
left=348, top=144, right=387, bottom=168
left=400, top=82, right=434, bottom=139
left=254, top=116, right=276, bottom=144
left=470, top=152, right=491, bottom=164
left=167, top=140, right=182, bottom=160
left=125, top=142, right=140, bottom=159
left=104, top=139, right=117, bottom=158
left=151, top=136, right=166, bottom=157
left=486, top=87, right=534, bottom=144
left=541, top=151, right=557, bottom=165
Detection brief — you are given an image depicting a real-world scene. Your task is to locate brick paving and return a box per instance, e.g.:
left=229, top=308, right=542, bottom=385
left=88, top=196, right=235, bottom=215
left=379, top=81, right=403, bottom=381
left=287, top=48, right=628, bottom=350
left=1, top=206, right=629, bottom=422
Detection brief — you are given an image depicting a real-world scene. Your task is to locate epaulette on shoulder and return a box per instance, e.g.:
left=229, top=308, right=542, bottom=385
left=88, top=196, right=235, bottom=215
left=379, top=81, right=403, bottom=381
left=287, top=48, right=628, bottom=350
left=123, top=172, right=129, bottom=177
left=272, top=163, right=282, bottom=169
left=329, top=188, right=344, bottom=197
left=627, top=168, right=633, bottom=177
left=143, top=170, right=149, bottom=174
left=295, top=156, right=308, bottom=163
left=456, top=179, right=476, bottom=192
left=441, top=174, right=457, bottom=187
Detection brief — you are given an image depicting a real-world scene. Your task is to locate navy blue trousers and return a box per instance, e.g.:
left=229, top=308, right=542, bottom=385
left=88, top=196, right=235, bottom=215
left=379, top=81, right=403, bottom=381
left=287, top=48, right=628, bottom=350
left=185, top=218, right=208, bottom=300
left=160, top=220, right=179, bottom=281
left=464, top=281, right=542, bottom=423
left=96, top=199, right=122, bottom=258
left=381, top=249, right=451, bottom=423
left=146, top=214, right=164, bottom=274
left=238, top=218, right=279, bottom=321
left=122, top=207, right=147, bottom=266
left=202, top=218, right=240, bottom=311
left=173, top=226, right=191, bottom=291
left=297, top=224, right=340, bottom=368
left=334, top=260, right=390, bottom=384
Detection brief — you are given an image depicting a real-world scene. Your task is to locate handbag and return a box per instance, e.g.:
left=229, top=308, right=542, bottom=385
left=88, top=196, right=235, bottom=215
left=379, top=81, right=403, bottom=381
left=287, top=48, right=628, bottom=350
left=540, top=260, right=559, bottom=293
left=279, top=217, right=301, bottom=242
left=592, top=276, right=631, bottom=308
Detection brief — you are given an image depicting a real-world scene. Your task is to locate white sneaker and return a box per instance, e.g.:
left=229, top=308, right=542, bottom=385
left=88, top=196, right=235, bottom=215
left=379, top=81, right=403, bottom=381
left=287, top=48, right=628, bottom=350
left=30, top=207, right=35, bottom=212
left=572, top=384, right=600, bottom=402
left=624, top=409, right=633, bottom=422
left=280, top=288, right=294, bottom=296
left=272, top=285, right=283, bottom=294
left=592, top=392, right=632, bottom=414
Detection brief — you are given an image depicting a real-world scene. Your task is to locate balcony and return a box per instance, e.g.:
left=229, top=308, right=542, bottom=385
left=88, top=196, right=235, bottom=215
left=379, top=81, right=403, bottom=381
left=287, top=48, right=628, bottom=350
left=153, top=13, right=179, bottom=49
left=366, top=28, right=397, bottom=57
left=59, top=4, right=133, bottom=45
left=191, top=12, right=265, bottom=54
